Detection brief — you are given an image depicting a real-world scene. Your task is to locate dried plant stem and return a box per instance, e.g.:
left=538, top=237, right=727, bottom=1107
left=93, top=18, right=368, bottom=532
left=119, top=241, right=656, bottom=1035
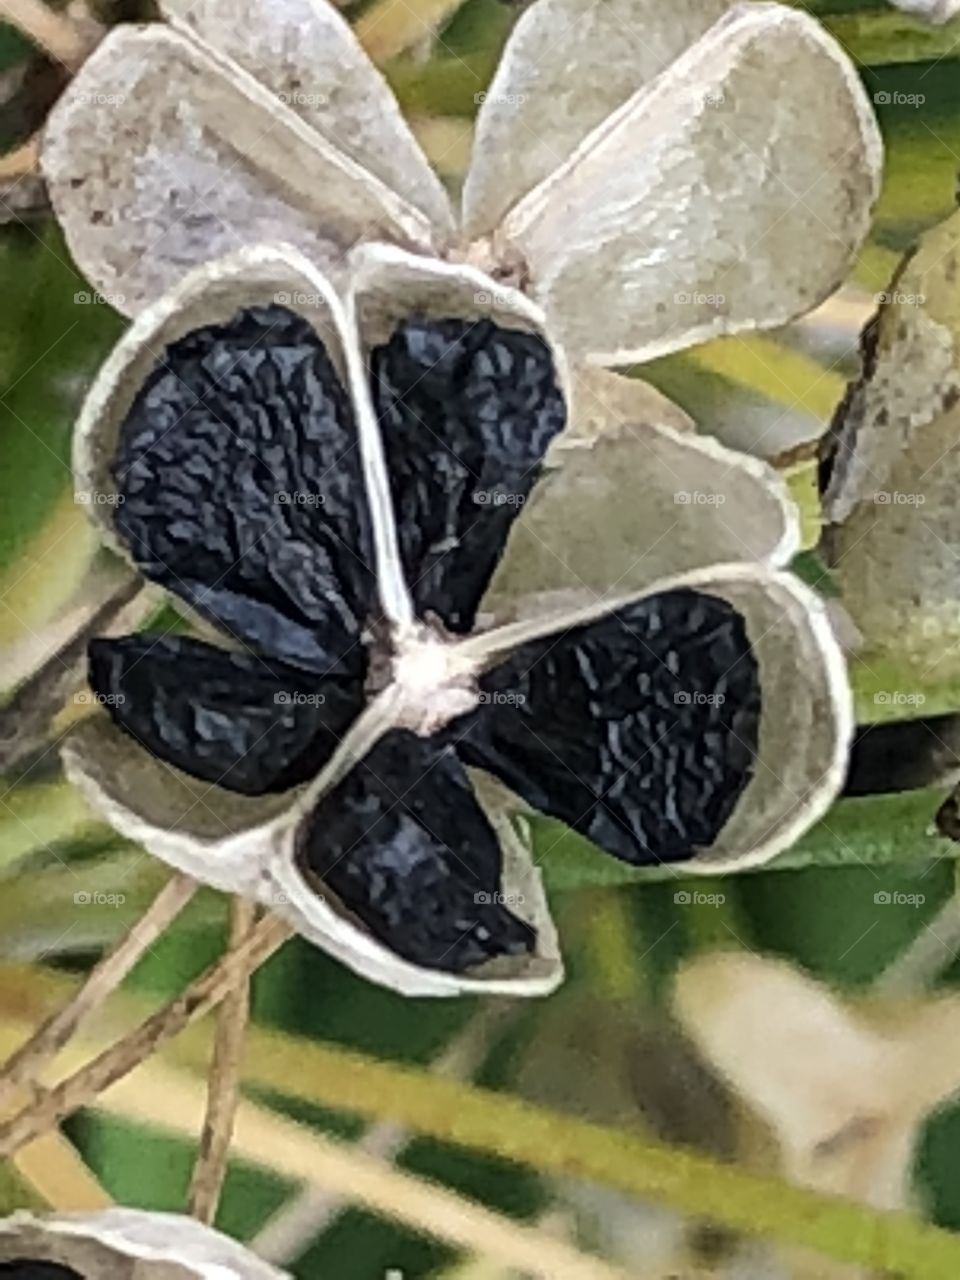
left=0, top=0, right=92, bottom=68
left=0, top=572, right=145, bottom=776
left=109, top=1058, right=629, bottom=1280
left=0, top=913, right=291, bottom=1159
left=252, top=1001, right=517, bottom=1263
left=0, top=872, right=197, bottom=1112
left=186, top=898, right=256, bottom=1224
left=0, top=138, right=39, bottom=183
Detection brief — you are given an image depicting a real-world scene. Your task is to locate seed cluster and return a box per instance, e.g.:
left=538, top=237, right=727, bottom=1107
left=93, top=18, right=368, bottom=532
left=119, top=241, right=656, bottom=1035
left=370, top=317, right=566, bottom=633
left=113, top=305, right=372, bottom=676
left=89, top=634, right=362, bottom=796
left=459, top=590, right=761, bottom=864
left=298, top=732, right=535, bottom=970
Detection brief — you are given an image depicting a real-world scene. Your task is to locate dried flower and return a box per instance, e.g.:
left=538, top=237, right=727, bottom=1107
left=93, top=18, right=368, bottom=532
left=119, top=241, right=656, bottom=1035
left=42, top=0, right=882, bottom=372
left=0, top=1209, right=286, bottom=1279
left=63, top=242, right=852, bottom=997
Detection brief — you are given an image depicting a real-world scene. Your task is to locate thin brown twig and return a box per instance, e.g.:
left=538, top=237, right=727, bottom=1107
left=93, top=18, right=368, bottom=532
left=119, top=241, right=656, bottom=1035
left=0, top=0, right=95, bottom=69
left=0, top=872, right=198, bottom=1112
left=0, top=137, right=38, bottom=183
left=186, top=898, right=256, bottom=1224
left=0, top=913, right=292, bottom=1159
left=252, top=1001, right=518, bottom=1263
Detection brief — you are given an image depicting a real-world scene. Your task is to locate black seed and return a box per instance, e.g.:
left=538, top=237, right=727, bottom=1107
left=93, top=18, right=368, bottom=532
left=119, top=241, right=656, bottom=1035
left=112, top=305, right=373, bottom=675
left=0, top=1264, right=84, bottom=1279
left=369, top=317, right=566, bottom=633
left=297, top=732, right=535, bottom=972
left=89, top=633, right=363, bottom=795
left=457, top=590, right=761, bottom=865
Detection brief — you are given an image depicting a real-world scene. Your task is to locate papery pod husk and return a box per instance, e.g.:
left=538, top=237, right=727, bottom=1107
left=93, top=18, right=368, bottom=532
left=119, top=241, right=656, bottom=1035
left=822, top=209, right=960, bottom=683
left=0, top=1210, right=288, bottom=1279
left=64, top=242, right=564, bottom=998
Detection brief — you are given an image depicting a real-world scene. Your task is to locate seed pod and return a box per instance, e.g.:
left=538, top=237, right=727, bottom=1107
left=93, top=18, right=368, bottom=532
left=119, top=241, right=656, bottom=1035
left=821, top=209, right=960, bottom=684
left=62, top=244, right=851, bottom=997
left=42, top=0, right=881, bottom=379
left=0, top=1210, right=287, bottom=1280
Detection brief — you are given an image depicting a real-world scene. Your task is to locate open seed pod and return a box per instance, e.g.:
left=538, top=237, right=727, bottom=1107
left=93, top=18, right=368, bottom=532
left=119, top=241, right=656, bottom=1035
left=63, top=244, right=850, bottom=996
left=0, top=1209, right=286, bottom=1279
left=42, top=0, right=882, bottom=403
left=821, top=209, right=960, bottom=682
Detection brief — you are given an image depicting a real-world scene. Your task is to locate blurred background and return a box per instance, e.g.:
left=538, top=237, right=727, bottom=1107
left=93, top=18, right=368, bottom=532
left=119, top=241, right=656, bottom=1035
left=4, top=0, right=960, bottom=1276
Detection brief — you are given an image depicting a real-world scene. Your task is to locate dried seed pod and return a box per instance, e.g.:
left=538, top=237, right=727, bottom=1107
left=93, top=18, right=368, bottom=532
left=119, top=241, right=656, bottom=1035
left=62, top=244, right=850, bottom=995
left=0, top=1210, right=287, bottom=1280
left=821, top=210, right=960, bottom=680
left=41, top=0, right=882, bottom=381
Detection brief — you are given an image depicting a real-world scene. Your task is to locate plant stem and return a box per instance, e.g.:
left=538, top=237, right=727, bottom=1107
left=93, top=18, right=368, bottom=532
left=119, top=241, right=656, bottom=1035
left=0, top=872, right=197, bottom=1111
left=173, top=1027, right=960, bottom=1278
left=0, top=914, right=291, bottom=1158
left=252, top=1001, right=516, bottom=1263
left=186, top=898, right=255, bottom=1225
left=0, top=0, right=94, bottom=69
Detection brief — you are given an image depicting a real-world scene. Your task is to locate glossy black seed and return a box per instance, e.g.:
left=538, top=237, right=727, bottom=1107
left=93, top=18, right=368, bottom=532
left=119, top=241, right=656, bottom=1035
left=298, top=732, right=535, bottom=972
left=369, top=317, right=566, bottom=633
left=0, top=1265, right=83, bottom=1279
left=113, top=305, right=373, bottom=675
left=457, top=590, right=761, bottom=865
left=89, top=634, right=363, bottom=795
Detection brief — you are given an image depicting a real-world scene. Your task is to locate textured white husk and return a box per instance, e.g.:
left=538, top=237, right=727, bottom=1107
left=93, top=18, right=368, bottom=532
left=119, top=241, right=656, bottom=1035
left=64, top=245, right=566, bottom=996
left=0, top=1209, right=288, bottom=1279
left=42, top=0, right=883, bottom=368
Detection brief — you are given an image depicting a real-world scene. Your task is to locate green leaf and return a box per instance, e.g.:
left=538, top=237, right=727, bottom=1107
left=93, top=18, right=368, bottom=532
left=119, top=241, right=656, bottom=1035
left=535, top=786, right=956, bottom=890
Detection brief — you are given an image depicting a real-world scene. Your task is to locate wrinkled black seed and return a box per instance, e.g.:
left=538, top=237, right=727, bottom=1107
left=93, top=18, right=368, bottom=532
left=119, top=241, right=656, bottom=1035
left=369, top=317, right=566, bottom=633
left=0, top=1265, right=84, bottom=1279
left=89, top=633, right=364, bottom=796
left=298, top=732, right=535, bottom=972
left=457, top=590, right=761, bottom=865
left=112, top=305, right=373, bottom=675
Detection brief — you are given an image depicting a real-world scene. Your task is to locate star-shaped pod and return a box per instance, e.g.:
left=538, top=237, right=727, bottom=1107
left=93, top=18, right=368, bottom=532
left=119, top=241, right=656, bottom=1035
left=63, top=244, right=852, bottom=997
left=42, top=0, right=882, bottom=371
left=0, top=1209, right=286, bottom=1280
